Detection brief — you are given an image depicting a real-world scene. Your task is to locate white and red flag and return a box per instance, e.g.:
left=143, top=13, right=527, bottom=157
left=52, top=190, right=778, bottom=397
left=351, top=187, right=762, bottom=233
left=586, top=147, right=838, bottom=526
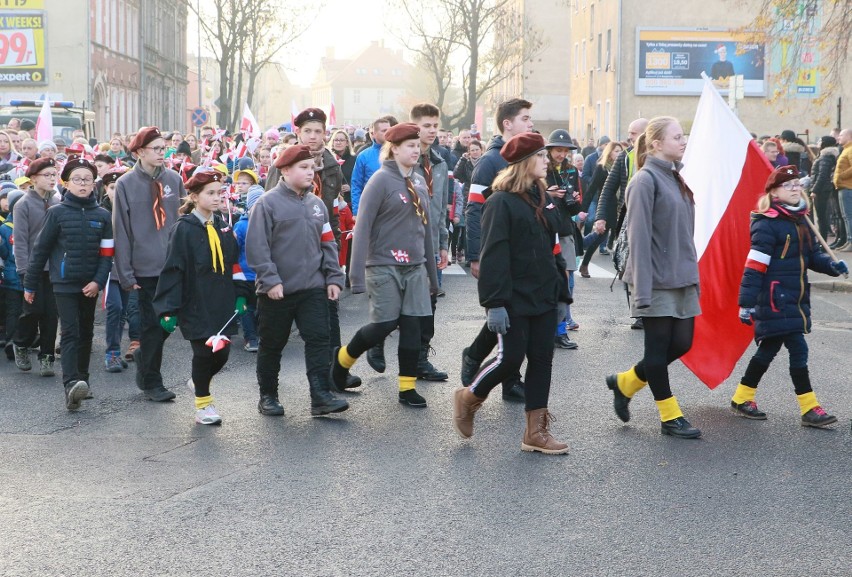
left=35, top=99, right=53, bottom=143
left=329, top=98, right=337, bottom=127
left=240, top=103, right=261, bottom=139
left=679, top=74, right=773, bottom=389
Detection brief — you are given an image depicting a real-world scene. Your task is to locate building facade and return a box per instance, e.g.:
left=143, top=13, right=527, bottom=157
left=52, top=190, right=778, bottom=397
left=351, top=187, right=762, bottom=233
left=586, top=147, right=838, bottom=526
left=311, top=42, right=414, bottom=128
left=569, top=0, right=851, bottom=143
left=0, top=0, right=187, bottom=140
left=489, top=0, right=573, bottom=138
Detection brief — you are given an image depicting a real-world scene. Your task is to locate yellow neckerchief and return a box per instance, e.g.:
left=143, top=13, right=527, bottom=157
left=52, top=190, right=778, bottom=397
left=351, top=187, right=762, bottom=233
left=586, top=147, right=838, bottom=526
left=193, top=210, right=224, bottom=273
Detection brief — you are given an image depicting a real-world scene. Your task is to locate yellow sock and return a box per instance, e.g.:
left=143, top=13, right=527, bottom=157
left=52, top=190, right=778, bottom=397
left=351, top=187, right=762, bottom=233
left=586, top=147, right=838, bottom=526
left=399, top=376, right=416, bottom=392
left=731, top=384, right=757, bottom=405
left=796, top=391, right=819, bottom=415
left=195, top=395, right=214, bottom=410
left=617, top=366, right=648, bottom=398
left=338, top=345, right=356, bottom=369
left=655, top=396, right=684, bottom=422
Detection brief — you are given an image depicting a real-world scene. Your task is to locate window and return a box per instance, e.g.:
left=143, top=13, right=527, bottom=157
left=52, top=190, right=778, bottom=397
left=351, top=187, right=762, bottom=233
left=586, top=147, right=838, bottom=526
left=596, top=102, right=601, bottom=139
left=597, top=33, right=602, bottom=69
left=353, top=89, right=361, bottom=104
left=590, top=4, right=594, bottom=39
left=582, top=40, right=586, bottom=76
left=606, top=29, right=612, bottom=70
left=373, top=68, right=381, bottom=75
left=605, top=100, right=612, bottom=140
left=588, top=72, right=593, bottom=105
left=574, top=43, right=579, bottom=76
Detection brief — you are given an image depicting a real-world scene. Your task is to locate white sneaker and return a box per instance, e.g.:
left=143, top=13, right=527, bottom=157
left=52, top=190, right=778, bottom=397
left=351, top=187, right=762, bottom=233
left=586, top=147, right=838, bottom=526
left=195, top=404, right=222, bottom=425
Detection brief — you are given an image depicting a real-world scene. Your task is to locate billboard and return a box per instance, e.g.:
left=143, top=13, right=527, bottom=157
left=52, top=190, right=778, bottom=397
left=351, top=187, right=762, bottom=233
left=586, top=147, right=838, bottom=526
left=635, top=28, right=765, bottom=96
left=0, top=1, right=47, bottom=86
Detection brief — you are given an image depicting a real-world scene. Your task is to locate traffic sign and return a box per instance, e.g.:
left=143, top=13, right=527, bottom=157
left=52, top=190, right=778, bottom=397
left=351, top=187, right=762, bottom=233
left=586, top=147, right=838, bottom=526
left=191, top=107, right=208, bottom=127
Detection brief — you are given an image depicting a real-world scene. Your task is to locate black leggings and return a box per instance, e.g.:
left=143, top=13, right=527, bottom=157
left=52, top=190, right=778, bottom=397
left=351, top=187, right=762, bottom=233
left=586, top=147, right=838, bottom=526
left=190, top=339, right=230, bottom=398
left=633, top=316, right=694, bottom=401
left=347, top=315, right=421, bottom=377
left=469, top=309, right=557, bottom=411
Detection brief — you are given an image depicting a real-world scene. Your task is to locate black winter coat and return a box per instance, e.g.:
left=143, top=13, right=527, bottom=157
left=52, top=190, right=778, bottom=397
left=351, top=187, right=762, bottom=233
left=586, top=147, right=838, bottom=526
left=153, top=213, right=249, bottom=341
left=809, top=148, right=838, bottom=198
left=546, top=162, right=583, bottom=257
left=739, top=201, right=839, bottom=342
left=479, top=185, right=570, bottom=316
left=24, top=192, right=113, bottom=294
left=464, top=135, right=506, bottom=262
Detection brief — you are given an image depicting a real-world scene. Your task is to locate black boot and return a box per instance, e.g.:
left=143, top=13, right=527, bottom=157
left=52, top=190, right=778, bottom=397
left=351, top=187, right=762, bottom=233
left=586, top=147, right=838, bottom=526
left=460, top=347, right=482, bottom=386
left=330, top=346, right=361, bottom=392
left=502, top=375, right=525, bottom=402
left=417, top=345, right=448, bottom=381
left=366, top=343, right=386, bottom=373
left=258, top=393, right=285, bottom=416
left=309, top=375, right=349, bottom=416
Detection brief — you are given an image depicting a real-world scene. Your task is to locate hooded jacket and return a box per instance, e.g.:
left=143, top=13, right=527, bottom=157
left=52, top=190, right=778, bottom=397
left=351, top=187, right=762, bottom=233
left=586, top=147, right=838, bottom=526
left=23, top=192, right=113, bottom=293
left=739, top=200, right=839, bottom=341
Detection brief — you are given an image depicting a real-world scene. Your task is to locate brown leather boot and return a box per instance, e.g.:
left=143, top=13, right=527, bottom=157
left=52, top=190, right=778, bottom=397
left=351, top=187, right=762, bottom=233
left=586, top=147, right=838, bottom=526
left=578, top=264, right=590, bottom=278
left=453, top=387, right=485, bottom=438
left=521, top=408, right=569, bottom=454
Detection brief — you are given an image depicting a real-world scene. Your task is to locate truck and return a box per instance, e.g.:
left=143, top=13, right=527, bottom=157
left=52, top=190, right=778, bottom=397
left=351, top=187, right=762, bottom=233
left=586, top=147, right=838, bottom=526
left=0, top=100, right=96, bottom=141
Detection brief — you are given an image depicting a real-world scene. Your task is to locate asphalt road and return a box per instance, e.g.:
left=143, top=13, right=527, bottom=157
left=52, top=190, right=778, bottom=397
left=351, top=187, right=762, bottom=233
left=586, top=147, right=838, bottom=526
left=1, top=258, right=850, bottom=576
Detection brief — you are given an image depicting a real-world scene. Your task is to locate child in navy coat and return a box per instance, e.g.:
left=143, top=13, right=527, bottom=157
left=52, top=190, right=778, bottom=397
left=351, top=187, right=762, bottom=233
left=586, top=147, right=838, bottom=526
left=733, top=165, right=847, bottom=427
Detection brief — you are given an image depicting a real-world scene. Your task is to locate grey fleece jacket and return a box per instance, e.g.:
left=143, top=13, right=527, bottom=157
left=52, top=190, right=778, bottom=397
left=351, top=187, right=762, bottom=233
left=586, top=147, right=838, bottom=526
left=413, top=146, right=449, bottom=255
left=349, top=159, right=439, bottom=294
left=13, top=188, right=59, bottom=276
left=112, top=164, right=185, bottom=288
left=245, top=180, right=344, bottom=295
left=623, top=155, right=699, bottom=307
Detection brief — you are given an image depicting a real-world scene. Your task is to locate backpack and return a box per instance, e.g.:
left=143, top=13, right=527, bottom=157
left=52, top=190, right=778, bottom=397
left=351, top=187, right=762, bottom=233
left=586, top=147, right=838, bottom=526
left=611, top=168, right=660, bottom=279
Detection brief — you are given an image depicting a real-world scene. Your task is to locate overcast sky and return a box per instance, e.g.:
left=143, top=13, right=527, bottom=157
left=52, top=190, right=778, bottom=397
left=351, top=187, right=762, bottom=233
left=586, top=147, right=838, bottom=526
left=188, top=0, right=402, bottom=87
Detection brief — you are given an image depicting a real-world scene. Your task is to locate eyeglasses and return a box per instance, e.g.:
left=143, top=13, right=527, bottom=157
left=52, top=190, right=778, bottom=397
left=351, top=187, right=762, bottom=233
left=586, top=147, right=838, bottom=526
left=144, top=146, right=166, bottom=154
left=70, top=177, right=95, bottom=185
left=781, top=181, right=803, bottom=190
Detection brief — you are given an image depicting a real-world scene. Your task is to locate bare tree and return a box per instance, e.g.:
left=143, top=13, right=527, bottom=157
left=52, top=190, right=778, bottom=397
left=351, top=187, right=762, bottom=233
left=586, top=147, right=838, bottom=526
left=739, top=0, right=850, bottom=119
left=395, top=0, right=545, bottom=131
left=190, top=0, right=315, bottom=131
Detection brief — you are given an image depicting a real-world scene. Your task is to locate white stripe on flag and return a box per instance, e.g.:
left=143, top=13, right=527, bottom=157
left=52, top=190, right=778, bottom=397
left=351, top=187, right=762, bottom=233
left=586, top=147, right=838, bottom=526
left=681, top=75, right=754, bottom=260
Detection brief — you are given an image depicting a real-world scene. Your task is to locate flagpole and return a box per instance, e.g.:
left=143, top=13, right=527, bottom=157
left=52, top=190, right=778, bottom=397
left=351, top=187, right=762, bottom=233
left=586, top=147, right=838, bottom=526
left=803, top=215, right=848, bottom=278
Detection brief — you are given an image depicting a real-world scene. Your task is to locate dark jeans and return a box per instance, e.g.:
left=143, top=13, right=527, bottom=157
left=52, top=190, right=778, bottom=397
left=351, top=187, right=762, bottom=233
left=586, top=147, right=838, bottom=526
left=14, top=271, right=58, bottom=358
left=126, top=289, right=141, bottom=341
left=469, top=308, right=558, bottom=411
left=105, top=281, right=129, bottom=354
left=136, top=276, right=169, bottom=389
left=3, top=288, right=22, bottom=343
left=753, top=332, right=808, bottom=369
left=256, top=288, right=330, bottom=395
left=54, top=292, right=97, bottom=385
left=190, top=339, right=230, bottom=398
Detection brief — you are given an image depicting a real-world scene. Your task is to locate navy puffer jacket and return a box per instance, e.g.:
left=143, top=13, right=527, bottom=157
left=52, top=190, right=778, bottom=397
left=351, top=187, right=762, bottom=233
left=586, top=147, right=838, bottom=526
left=739, top=200, right=839, bottom=341
left=24, top=192, right=113, bottom=294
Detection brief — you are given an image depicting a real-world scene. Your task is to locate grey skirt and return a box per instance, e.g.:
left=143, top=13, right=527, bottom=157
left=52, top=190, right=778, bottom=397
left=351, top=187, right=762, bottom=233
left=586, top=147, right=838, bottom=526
left=559, top=236, right=577, bottom=271
left=366, top=264, right=432, bottom=323
left=630, top=284, right=701, bottom=319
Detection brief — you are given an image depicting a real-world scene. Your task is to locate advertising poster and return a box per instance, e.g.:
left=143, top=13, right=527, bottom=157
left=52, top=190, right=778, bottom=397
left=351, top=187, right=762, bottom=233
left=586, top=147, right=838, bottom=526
left=0, top=0, right=46, bottom=86
left=636, top=28, right=765, bottom=96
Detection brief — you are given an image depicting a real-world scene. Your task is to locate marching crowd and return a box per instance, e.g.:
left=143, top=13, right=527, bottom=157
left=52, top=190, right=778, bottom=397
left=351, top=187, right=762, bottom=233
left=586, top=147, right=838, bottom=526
left=0, top=99, right=849, bottom=453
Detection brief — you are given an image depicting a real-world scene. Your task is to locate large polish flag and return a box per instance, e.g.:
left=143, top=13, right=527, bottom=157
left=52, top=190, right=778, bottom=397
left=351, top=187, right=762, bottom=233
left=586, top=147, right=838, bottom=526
left=240, top=103, right=261, bottom=139
left=679, top=75, right=773, bottom=389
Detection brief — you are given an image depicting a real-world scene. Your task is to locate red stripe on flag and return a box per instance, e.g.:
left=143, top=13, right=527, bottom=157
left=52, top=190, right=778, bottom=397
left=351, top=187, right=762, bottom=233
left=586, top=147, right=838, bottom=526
left=680, top=141, right=772, bottom=389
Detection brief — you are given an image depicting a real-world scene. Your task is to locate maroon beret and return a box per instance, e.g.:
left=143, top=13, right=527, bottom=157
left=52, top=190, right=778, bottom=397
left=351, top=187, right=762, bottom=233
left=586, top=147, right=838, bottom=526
left=274, top=144, right=314, bottom=169
left=500, top=132, right=546, bottom=164
left=185, top=169, right=225, bottom=193
left=25, top=157, right=56, bottom=177
left=294, top=108, right=327, bottom=128
left=101, top=169, right=126, bottom=187
left=385, top=123, right=421, bottom=145
left=765, top=165, right=800, bottom=193
left=128, top=126, right=163, bottom=152
left=61, top=156, right=97, bottom=181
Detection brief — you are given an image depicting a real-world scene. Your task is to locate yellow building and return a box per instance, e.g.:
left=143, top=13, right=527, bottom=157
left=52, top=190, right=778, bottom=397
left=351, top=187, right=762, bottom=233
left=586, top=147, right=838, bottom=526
left=569, top=0, right=851, bottom=143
